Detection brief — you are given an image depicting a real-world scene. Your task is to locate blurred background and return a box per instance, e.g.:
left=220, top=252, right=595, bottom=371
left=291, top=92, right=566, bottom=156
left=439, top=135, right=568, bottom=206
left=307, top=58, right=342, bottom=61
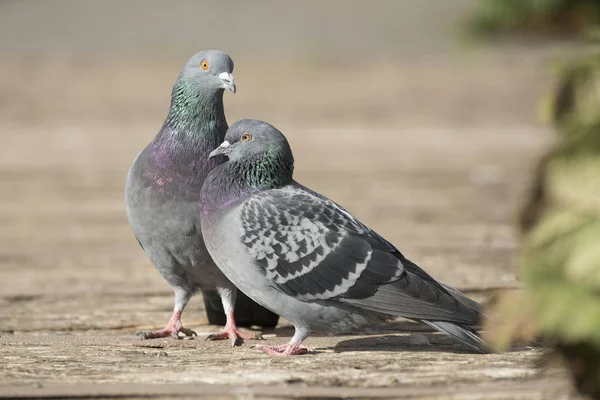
left=0, top=0, right=549, bottom=296
left=1, top=0, right=598, bottom=398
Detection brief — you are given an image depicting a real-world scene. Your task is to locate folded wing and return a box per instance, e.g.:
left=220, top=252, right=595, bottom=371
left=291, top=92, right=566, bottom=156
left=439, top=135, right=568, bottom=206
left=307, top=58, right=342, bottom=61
left=239, top=184, right=480, bottom=326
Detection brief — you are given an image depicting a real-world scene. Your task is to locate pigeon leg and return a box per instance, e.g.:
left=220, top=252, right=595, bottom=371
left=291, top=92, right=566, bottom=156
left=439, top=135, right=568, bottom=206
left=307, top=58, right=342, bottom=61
left=255, top=328, right=312, bottom=356
left=206, top=286, right=263, bottom=346
left=138, top=288, right=197, bottom=339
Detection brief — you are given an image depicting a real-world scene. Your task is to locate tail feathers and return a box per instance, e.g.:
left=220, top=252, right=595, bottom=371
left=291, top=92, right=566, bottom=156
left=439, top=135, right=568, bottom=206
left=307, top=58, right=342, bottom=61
left=438, top=283, right=485, bottom=316
left=341, top=271, right=481, bottom=326
left=401, top=257, right=485, bottom=316
left=422, top=320, right=492, bottom=353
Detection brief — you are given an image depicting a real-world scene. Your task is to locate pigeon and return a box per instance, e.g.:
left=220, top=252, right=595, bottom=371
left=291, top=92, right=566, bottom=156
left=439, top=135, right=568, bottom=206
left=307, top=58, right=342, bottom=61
left=200, top=119, right=490, bottom=356
left=125, top=51, right=278, bottom=344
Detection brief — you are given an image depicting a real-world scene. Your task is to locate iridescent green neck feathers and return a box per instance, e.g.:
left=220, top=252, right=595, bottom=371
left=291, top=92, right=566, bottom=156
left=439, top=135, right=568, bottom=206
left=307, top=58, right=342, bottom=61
left=163, top=80, right=226, bottom=137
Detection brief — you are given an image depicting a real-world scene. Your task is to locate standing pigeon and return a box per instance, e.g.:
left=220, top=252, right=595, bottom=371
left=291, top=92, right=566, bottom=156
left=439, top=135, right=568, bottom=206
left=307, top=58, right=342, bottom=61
left=200, top=119, right=489, bottom=356
left=125, top=51, right=278, bottom=344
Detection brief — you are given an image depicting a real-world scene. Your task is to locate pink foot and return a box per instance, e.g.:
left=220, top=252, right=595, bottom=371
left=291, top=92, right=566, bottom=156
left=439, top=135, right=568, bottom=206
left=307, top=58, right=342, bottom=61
left=254, top=342, right=312, bottom=356
left=205, top=311, right=264, bottom=346
left=137, top=311, right=197, bottom=340
left=206, top=326, right=264, bottom=346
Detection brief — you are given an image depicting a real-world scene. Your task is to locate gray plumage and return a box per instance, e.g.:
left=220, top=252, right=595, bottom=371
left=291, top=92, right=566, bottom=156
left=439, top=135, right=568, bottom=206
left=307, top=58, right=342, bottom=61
left=125, top=52, right=277, bottom=343
left=200, top=119, right=490, bottom=355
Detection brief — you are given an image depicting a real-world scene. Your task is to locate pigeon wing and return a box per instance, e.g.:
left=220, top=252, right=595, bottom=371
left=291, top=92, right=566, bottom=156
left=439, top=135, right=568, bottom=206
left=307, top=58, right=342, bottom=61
left=239, top=185, right=453, bottom=309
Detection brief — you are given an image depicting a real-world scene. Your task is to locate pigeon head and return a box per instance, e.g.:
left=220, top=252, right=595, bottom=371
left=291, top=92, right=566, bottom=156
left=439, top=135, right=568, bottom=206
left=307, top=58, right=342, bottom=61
left=208, top=119, right=294, bottom=189
left=177, top=50, right=236, bottom=94
left=163, top=50, right=235, bottom=134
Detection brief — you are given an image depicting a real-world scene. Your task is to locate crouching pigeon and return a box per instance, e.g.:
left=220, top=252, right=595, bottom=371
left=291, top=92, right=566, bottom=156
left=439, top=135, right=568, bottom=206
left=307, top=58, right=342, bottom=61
left=200, top=119, right=490, bottom=356
left=125, top=52, right=278, bottom=345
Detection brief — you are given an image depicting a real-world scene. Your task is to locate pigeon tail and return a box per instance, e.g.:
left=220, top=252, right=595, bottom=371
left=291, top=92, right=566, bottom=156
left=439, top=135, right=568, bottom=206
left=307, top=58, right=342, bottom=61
left=421, top=320, right=491, bottom=353
left=341, top=269, right=492, bottom=353
left=400, top=257, right=486, bottom=320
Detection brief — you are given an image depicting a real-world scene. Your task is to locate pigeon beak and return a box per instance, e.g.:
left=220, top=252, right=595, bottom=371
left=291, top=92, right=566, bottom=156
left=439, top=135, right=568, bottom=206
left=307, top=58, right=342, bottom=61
left=208, top=140, right=232, bottom=159
left=218, top=72, right=236, bottom=94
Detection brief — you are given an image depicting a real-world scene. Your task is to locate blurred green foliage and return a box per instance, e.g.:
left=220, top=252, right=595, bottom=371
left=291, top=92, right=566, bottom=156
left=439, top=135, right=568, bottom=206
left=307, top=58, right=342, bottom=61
left=466, top=0, right=600, bottom=38
left=487, top=53, right=600, bottom=398
left=465, top=2, right=600, bottom=395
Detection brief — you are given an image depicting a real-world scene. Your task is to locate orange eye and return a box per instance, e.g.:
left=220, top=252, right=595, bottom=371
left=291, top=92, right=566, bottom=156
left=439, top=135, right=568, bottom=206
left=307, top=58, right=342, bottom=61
left=241, top=133, right=252, bottom=142
left=200, top=59, right=209, bottom=70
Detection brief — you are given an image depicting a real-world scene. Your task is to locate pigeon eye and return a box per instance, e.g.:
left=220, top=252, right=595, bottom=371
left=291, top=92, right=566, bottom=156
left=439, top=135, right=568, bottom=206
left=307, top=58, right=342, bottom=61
left=241, top=133, right=252, bottom=142
left=200, top=60, right=209, bottom=70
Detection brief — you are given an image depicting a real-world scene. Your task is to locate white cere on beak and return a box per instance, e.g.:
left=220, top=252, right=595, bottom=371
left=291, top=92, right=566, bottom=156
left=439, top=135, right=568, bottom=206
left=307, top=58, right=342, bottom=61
left=218, top=72, right=236, bottom=93
left=219, top=140, right=231, bottom=148
left=218, top=72, right=233, bottom=84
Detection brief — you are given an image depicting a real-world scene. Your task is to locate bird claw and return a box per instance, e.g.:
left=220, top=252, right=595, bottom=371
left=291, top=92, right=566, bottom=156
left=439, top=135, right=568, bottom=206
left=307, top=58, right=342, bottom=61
left=205, top=327, right=263, bottom=347
left=177, top=327, right=198, bottom=338
left=205, top=332, right=241, bottom=347
left=204, top=334, right=215, bottom=341
left=137, top=331, right=153, bottom=340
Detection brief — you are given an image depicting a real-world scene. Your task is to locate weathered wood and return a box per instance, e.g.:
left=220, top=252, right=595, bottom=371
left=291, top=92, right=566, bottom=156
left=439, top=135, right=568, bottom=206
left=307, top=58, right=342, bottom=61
left=0, top=54, right=571, bottom=399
